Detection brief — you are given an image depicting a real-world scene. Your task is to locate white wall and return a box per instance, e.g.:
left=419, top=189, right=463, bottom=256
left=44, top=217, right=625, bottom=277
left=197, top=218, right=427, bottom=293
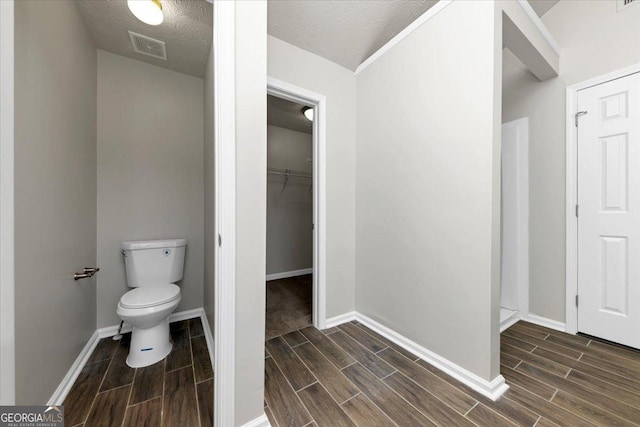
left=234, top=2, right=268, bottom=425
left=502, top=0, right=640, bottom=322
left=0, top=0, right=16, bottom=405
left=96, top=50, right=204, bottom=328
left=14, top=0, right=97, bottom=403
left=267, top=35, right=357, bottom=318
left=267, top=125, right=313, bottom=276
left=203, top=41, right=215, bottom=331
left=356, top=1, right=501, bottom=381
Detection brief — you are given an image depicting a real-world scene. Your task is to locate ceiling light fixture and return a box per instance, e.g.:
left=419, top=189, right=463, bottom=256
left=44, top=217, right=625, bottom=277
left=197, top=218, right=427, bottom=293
left=127, top=0, right=164, bottom=26
left=302, top=106, right=314, bottom=121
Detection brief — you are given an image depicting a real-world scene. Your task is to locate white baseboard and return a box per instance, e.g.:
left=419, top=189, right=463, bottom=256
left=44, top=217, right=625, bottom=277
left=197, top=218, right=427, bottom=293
left=351, top=312, right=508, bottom=401
left=500, top=311, right=520, bottom=333
left=520, top=313, right=566, bottom=333
left=170, top=307, right=206, bottom=323
left=500, top=315, right=520, bottom=333
left=266, top=268, right=312, bottom=282
left=97, top=308, right=204, bottom=338
left=325, top=311, right=356, bottom=329
left=52, top=308, right=210, bottom=406
left=241, top=413, right=270, bottom=427
left=97, top=323, right=131, bottom=338
left=48, top=330, right=100, bottom=405
left=201, top=309, right=215, bottom=365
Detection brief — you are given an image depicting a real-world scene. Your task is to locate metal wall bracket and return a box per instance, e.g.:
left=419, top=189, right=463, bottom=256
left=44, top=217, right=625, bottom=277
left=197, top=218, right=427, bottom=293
left=74, top=267, right=100, bottom=281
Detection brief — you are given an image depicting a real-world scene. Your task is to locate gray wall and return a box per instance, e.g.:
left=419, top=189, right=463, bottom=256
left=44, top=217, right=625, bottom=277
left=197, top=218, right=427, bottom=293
left=96, top=50, right=204, bottom=328
left=14, top=0, right=97, bottom=403
left=267, top=35, right=357, bottom=318
left=203, top=39, right=215, bottom=330
left=234, top=2, right=268, bottom=425
left=502, top=0, right=640, bottom=322
left=355, top=1, right=501, bottom=381
left=267, top=125, right=313, bottom=276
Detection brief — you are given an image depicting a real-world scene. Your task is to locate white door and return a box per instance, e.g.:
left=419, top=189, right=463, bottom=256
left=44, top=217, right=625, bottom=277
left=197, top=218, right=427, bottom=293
left=501, top=119, right=529, bottom=313
left=577, top=72, right=640, bottom=348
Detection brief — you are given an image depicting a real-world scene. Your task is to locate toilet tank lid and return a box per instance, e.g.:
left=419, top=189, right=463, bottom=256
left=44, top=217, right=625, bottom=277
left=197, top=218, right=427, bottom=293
left=121, top=239, right=187, bottom=250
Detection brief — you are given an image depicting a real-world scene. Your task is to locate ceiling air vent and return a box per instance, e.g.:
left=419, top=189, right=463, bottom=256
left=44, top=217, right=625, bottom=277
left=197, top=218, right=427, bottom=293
left=128, top=31, right=167, bottom=60
left=618, top=0, right=639, bottom=12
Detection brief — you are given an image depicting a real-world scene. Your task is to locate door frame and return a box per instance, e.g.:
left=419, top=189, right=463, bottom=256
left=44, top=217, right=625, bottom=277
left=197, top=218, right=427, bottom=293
left=213, top=1, right=236, bottom=425
left=0, top=0, right=15, bottom=405
left=501, top=117, right=529, bottom=319
left=267, top=77, right=327, bottom=330
left=565, top=63, right=640, bottom=334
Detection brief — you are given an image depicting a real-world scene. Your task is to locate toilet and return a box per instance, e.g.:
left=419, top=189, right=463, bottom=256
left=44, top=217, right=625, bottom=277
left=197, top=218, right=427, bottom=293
left=117, top=238, right=186, bottom=368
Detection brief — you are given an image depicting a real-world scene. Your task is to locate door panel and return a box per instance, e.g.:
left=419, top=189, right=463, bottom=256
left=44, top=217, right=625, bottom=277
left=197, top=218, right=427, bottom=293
left=577, top=72, right=640, bottom=348
left=600, top=236, right=627, bottom=315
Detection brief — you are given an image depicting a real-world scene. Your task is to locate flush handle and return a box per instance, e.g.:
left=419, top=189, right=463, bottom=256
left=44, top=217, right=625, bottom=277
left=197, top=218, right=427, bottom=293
left=74, top=267, right=100, bottom=281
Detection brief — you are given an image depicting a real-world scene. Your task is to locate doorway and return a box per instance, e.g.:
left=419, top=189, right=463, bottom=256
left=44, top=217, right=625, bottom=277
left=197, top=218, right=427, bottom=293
left=266, top=78, right=327, bottom=332
left=570, top=70, right=640, bottom=349
left=0, top=0, right=215, bottom=413
left=500, top=118, right=529, bottom=331
left=265, top=95, right=314, bottom=338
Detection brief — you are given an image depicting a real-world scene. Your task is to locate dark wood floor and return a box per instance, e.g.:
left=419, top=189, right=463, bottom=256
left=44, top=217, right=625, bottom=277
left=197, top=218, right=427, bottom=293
left=266, top=275, right=312, bottom=339
left=64, top=317, right=213, bottom=427
left=264, top=320, right=640, bottom=427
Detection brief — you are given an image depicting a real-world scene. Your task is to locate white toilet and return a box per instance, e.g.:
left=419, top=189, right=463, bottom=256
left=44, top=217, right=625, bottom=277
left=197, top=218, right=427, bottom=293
left=117, top=238, right=186, bottom=368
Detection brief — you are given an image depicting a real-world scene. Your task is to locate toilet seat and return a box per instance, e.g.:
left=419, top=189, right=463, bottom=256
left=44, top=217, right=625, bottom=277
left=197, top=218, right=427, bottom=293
left=120, top=283, right=180, bottom=309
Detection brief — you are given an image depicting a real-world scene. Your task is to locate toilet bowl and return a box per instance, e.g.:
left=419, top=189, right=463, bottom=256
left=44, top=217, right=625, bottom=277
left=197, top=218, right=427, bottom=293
left=117, top=238, right=186, bottom=368
left=117, top=283, right=181, bottom=368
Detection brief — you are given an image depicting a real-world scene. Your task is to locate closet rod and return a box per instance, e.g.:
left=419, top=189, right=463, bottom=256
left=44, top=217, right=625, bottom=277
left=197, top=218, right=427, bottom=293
left=267, top=169, right=312, bottom=179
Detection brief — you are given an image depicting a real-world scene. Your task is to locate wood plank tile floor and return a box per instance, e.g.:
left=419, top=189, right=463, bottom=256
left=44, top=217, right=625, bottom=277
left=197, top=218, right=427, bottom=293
left=64, top=318, right=213, bottom=427
left=265, top=320, right=640, bottom=427
left=266, top=275, right=312, bottom=339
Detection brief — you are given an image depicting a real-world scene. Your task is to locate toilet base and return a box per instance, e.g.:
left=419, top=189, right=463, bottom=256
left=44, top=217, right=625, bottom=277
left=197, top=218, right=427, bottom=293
left=126, top=318, right=172, bottom=368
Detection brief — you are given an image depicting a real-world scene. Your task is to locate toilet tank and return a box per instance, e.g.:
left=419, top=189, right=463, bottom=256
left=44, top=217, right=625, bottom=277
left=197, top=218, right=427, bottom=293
left=121, top=239, right=186, bottom=287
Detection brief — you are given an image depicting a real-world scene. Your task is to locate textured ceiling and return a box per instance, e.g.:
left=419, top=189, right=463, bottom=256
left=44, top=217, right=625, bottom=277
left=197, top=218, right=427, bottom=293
left=268, top=95, right=312, bottom=134
left=268, top=0, right=560, bottom=72
left=76, top=0, right=212, bottom=78
left=269, top=0, right=439, bottom=71
left=528, top=0, right=560, bottom=17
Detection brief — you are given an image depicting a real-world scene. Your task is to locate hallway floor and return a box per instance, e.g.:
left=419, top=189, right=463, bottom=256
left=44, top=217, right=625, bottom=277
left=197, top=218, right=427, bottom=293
left=266, top=274, right=312, bottom=339
left=64, top=317, right=213, bottom=427
left=264, top=320, right=640, bottom=426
